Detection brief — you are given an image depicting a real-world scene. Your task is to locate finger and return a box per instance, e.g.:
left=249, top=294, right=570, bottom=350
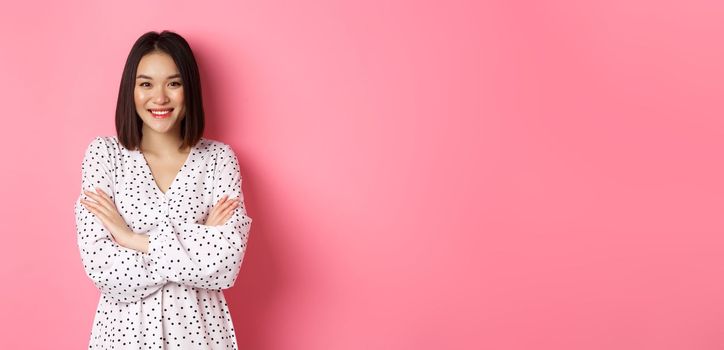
left=209, top=200, right=224, bottom=214
left=223, top=203, right=238, bottom=217
left=216, top=194, right=229, bottom=205
left=219, top=198, right=238, bottom=211
left=95, top=187, right=114, bottom=204
left=91, top=188, right=116, bottom=209
left=211, top=201, right=226, bottom=213
left=83, top=190, right=112, bottom=210
left=81, top=198, right=102, bottom=212
left=83, top=189, right=99, bottom=202
left=81, top=198, right=104, bottom=214
left=220, top=210, right=233, bottom=224
left=208, top=205, right=224, bottom=219
left=80, top=199, right=96, bottom=214
left=219, top=201, right=238, bottom=216
left=208, top=195, right=233, bottom=224
left=210, top=204, right=234, bottom=224
left=213, top=195, right=235, bottom=212
left=83, top=192, right=113, bottom=217
left=81, top=200, right=110, bottom=222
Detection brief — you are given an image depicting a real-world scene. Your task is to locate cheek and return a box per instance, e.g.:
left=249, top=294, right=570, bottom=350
left=134, top=90, right=146, bottom=104
left=172, top=90, right=184, bottom=102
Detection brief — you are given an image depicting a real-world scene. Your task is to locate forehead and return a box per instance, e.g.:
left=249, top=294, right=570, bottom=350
left=136, top=52, right=179, bottom=78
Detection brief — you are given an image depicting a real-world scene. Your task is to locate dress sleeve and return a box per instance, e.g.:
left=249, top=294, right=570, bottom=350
left=146, top=144, right=253, bottom=291
left=74, top=137, right=167, bottom=303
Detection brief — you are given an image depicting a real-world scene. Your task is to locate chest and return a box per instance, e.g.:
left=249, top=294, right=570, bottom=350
left=114, top=151, right=215, bottom=230
left=143, top=152, right=190, bottom=194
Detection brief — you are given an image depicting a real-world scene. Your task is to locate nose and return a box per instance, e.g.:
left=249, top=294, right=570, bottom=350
left=152, top=86, right=170, bottom=104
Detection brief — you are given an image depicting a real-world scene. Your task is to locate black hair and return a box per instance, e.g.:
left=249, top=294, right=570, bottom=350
left=115, top=30, right=204, bottom=151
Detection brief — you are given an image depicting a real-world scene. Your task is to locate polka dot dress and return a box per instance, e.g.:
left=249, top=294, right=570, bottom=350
left=74, top=136, right=252, bottom=349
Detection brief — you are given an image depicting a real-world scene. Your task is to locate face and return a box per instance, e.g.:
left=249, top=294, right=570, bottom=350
left=134, top=51, right=186, bottom=135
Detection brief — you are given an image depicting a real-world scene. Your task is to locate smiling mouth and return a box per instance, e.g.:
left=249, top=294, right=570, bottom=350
left=148, top=108, right=173, bottom=118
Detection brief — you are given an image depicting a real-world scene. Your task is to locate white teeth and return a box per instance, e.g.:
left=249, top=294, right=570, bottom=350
left=150, top=110, right=172, bottom=115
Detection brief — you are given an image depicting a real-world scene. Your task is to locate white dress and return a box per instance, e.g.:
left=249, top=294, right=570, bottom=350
left=74, top=135, right=253, bottom=349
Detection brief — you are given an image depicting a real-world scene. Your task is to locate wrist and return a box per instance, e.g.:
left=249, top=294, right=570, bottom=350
left=115, top=229, right=134, bottom=248
left=123, top=231, right=149, bottom=254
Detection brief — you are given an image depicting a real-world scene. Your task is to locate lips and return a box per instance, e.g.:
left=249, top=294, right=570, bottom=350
left=148, top=108, right=173, bottom=119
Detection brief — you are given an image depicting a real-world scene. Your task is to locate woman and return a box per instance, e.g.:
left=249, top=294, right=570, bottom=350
left=74, top=30, right=253, bottom=349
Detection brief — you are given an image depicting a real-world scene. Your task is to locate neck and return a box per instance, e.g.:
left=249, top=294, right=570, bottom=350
left=139, top=129, right=186, bottom=156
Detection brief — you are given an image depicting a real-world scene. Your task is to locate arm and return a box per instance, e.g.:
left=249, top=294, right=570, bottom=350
left=146, top=144, right=253, bottom=291
left=121, top=233, right=150, bottom=254
left=75, top=137, right=167, bottom=303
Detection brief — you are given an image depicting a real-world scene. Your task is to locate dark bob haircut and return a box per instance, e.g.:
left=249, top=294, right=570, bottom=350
left=115, top=30, right=205, bottom=151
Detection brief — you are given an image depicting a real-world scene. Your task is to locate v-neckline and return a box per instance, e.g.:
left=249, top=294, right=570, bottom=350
left=137, top=139, right=201, bottom=200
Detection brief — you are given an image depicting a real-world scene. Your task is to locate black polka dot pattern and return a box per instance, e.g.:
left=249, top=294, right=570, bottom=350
left=74, top=136, right=253, bottom=349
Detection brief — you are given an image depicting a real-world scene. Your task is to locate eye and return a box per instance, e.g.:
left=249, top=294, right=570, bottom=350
left=170, top=81, right=182, bottom=87
left=139, top=82, right=150, bottom=87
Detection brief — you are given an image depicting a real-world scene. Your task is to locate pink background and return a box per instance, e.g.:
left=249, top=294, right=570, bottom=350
left=1, top=0, right=723, bottom=349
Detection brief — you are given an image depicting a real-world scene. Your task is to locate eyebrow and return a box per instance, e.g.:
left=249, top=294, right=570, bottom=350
left=136, top=73, right=181, bottom=80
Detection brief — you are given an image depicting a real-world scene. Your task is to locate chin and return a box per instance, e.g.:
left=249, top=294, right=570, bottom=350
left=143, top=117, right=181, bottom=130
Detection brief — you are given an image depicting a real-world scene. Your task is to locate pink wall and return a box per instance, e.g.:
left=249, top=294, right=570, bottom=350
left=1, top=0, right=723, bottom=349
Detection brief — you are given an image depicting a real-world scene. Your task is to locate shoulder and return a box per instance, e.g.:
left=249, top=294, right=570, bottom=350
left=84, top=136, right=112, bottom=154
left=201, top=137, right=237, bottom=159
left=83, top=136, right=120, bottom=164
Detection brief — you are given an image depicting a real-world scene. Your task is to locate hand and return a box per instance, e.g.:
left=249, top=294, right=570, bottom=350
left=205, top=194, right=240, bottom=226
left=80, top=187, right=133, bottom=246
